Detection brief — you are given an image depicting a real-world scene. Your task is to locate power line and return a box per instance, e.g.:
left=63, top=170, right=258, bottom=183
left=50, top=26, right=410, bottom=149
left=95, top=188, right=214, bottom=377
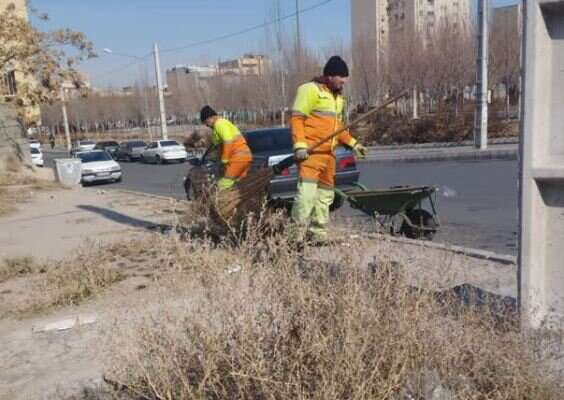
left=89, top=0, right=335, bottom=81
left=160, top=0, right=334, bottom=54
left=89, top=52, right=152, bottom=80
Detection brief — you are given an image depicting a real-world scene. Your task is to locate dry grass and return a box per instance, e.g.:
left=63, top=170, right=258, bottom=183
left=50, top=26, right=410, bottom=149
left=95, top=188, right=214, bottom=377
left=0, top=256, right=45, bottom=283
left=97, top=220, right=562, bottom=400
left=0, top=168, right=61, bottom=216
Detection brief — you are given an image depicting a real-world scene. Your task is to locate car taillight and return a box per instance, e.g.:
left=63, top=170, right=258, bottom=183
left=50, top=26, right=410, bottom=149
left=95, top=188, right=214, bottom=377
left=280, top=168, right=290, bottom=176
left=339, top=155, right=356, bottom=170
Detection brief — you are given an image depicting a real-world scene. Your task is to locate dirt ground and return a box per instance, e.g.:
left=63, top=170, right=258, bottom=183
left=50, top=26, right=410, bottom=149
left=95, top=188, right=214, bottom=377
left=0, top=186, right=546, bottom=399
left=0, top=187, right=189, bottom=399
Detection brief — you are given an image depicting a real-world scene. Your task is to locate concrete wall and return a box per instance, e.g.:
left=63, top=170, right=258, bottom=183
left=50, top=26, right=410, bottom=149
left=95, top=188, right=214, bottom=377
left=520, top=0, right=564, bottom=330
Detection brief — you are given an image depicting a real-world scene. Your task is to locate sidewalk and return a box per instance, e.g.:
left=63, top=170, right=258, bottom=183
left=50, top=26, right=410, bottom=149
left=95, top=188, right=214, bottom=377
left=0, top=188, right=178, bottom=260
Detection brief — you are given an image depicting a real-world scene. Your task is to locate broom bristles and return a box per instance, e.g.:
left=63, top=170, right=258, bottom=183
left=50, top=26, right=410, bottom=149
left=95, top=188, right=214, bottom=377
left=211, top=168, right=274, bottom=228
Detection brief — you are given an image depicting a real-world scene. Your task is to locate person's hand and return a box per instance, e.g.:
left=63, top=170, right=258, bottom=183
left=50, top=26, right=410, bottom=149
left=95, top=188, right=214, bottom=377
left=353, top=143, right=367, bottom=160
left=295, top=148, right=309, bottom=161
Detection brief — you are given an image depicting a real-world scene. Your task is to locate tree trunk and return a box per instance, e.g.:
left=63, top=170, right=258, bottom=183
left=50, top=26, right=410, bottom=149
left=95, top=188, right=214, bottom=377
left=412, top=86, right=419, bottom=120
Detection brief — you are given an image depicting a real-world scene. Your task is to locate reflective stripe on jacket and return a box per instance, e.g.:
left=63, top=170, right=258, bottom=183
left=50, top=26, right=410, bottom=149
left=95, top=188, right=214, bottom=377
left=290, top=81, right=357, bottom=153
left=212, top=118, right=252, bottom=164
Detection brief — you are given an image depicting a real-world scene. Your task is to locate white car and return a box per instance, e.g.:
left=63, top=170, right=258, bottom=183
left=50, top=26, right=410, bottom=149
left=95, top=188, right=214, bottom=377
left=30, top=147, right=44, bottom=167
left=29, top=139, right=41, bottom=150
left=72, top=140, right=97, bottom=154
left=75, top=150, right=122, bottom=185
left=141, top=140, right=187, bottom=164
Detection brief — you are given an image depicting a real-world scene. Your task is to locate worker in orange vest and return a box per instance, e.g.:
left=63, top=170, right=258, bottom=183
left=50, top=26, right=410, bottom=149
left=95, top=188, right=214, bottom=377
left=290, top=56, right=367, bottom=243
left=200, top=106, right=253, bottom=190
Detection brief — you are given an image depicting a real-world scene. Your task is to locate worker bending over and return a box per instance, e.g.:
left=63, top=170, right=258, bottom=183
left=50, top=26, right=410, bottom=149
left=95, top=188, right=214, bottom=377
left=200, top=106, right=253, bottom=190
left=290, top=56, right=367, bottom=243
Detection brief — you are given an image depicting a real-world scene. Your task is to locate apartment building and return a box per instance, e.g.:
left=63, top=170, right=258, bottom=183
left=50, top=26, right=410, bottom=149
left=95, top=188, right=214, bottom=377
left=351, top=0, right=389, bottom=60
left=352, top=0, right=472, bottom=55
left=217, top=54, right=272, bottom=77
left=1, top=0, right=29, bottom=99
left=1, top=0, right=42, bottom=123
left=166, top=65, right=216, bottom=95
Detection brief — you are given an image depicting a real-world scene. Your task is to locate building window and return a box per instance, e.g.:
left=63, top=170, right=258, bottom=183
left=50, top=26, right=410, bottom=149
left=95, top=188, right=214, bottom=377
left=1, top=70, right=17, bottom=96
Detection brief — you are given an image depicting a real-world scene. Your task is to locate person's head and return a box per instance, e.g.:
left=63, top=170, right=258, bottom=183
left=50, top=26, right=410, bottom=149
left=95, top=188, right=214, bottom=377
left=323, top=56, right=349, bottom=92
left=200, top=105, right=218, bottom=128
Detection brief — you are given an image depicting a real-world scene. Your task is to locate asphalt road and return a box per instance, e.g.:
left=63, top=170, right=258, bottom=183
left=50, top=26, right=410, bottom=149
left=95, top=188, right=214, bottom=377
left=44, top=152, right=519, bottom=255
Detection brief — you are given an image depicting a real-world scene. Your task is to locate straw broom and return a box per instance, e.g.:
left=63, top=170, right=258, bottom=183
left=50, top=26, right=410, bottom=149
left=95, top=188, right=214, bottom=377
left=212, top=91, right=409, bottom=229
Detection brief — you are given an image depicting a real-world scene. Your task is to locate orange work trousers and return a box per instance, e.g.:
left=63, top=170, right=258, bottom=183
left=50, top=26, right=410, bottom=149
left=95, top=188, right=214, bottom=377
left=224, top=154, right=253, bottom=180
left=297, top=153, right=336, bottom=189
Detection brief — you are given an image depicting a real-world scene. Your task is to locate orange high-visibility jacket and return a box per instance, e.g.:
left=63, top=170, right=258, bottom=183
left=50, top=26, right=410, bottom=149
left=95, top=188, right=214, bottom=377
left=290, top=81, right=357, bottom=153
left=212, top=118, right=252, bottom=165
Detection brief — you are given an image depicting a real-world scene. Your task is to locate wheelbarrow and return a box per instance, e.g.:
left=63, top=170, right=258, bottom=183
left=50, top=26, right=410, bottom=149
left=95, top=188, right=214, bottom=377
left=334, top=184, right=441, bottom=240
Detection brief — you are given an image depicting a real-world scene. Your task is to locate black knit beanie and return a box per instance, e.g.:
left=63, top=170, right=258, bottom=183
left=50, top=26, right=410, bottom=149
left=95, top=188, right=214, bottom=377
left=323, top=56, right=349, bottom=77
left=200, top=105, right=217, bottom=123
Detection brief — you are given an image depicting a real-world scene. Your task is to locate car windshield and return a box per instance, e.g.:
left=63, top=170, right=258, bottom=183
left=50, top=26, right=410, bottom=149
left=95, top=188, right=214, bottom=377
left=128, top=141, right=146, bottom=148
left=78, top=151, right=112, bottom=163
left=31, top=148, right=40, bottom=154
left=160, top=140, right=179, bottom=147
left=81, top=140, right=95, bottom=145
left=244, top=129, right=293, bottom=154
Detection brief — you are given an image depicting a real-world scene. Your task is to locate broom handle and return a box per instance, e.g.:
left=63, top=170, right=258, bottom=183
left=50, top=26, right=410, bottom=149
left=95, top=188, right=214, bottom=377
left=307, top=90, right=409, bottom=153
left=272, top=90, right=409, bottom=173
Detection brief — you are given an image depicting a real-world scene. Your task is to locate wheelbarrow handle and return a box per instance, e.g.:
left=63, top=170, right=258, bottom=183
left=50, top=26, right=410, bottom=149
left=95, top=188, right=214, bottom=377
left=272, top=90, right=409, bottom=175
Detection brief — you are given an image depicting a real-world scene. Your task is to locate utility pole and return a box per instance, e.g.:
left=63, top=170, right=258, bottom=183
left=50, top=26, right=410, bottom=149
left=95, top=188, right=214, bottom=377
left=475, top=0, right=489, bottom=150
left=138, top=63, right=153, bottom=142
left=295, top=0, right=302, bottom=66
left=60, top=88, right=71, bottom=152
left=153, top=43, right=168, bottom=140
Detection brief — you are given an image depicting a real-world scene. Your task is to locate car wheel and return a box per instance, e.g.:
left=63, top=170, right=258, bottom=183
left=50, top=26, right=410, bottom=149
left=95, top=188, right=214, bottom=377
left=156, top=155, right=163, bottom=165
left=115, top=176, right=122, bottom=183
left=140, top=155, right=145, bottom=163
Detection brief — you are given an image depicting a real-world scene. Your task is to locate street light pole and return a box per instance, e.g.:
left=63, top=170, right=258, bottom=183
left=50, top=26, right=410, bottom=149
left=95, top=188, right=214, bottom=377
left=60, top=88, right=71, bottom=152
left=153, top=43, right=168, bottom=140
left=103, top=46, right=167, bottom=140
left=475, top=0, right=489, bottom=150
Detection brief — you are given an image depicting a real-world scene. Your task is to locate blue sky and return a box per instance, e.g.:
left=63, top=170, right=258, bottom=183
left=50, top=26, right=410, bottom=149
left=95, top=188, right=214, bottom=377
left=32, top=0, right=520, bottom=87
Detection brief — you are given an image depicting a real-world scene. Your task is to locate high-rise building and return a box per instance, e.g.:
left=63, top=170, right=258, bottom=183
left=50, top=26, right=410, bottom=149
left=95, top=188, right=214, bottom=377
left=351, top=0, right=389, bottom=62
left=352, top=0, right=472, bottom=54
left=492, top=4, right=522, bottom=37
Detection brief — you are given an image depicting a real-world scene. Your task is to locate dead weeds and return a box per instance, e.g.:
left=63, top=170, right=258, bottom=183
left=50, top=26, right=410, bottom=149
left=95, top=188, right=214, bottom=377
left=96, top=220, right=562, bottom=400
left=0, top=256, right=45, bottom=283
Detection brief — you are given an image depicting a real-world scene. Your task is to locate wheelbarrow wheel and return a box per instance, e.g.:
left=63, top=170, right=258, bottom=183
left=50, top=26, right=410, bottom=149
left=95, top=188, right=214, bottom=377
left=401, top=209, right=437, bottom=241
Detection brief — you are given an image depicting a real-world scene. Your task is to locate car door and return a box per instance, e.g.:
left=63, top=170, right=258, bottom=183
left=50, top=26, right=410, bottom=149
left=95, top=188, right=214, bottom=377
left=146, top=142, right=157, bottom=161
left=118, top=143, right=127, bottom=160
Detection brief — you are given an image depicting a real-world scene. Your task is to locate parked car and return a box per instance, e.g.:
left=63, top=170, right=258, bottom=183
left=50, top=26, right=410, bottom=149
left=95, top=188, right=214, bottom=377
left=141, top=140, right=187, bottom=164
left=29, top=139, right=41, bottom=150
left=94, top=141, right=120, bottom=159
left=75, top=150, right=122, bottom=185
left=116, top=140, right=147, bottom=161
left=184, top=128, right=360, bottom=211
left=30, top=147, right=44, bottom=167
left=71, top=140, right=96, bottom=155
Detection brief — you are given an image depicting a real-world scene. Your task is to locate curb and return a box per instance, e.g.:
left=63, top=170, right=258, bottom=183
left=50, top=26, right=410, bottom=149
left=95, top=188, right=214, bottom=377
left=364, top=232, right=517, bottom=265
left=362, top=148, right=518, bottom=163
left=366, top=137, right=519, bottom=151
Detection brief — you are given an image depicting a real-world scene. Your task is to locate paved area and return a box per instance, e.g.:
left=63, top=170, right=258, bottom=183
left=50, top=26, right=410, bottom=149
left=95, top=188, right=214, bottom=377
left=43, top=152, right=519, bottom=255
left=0, top=187, right=177, bottom=260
